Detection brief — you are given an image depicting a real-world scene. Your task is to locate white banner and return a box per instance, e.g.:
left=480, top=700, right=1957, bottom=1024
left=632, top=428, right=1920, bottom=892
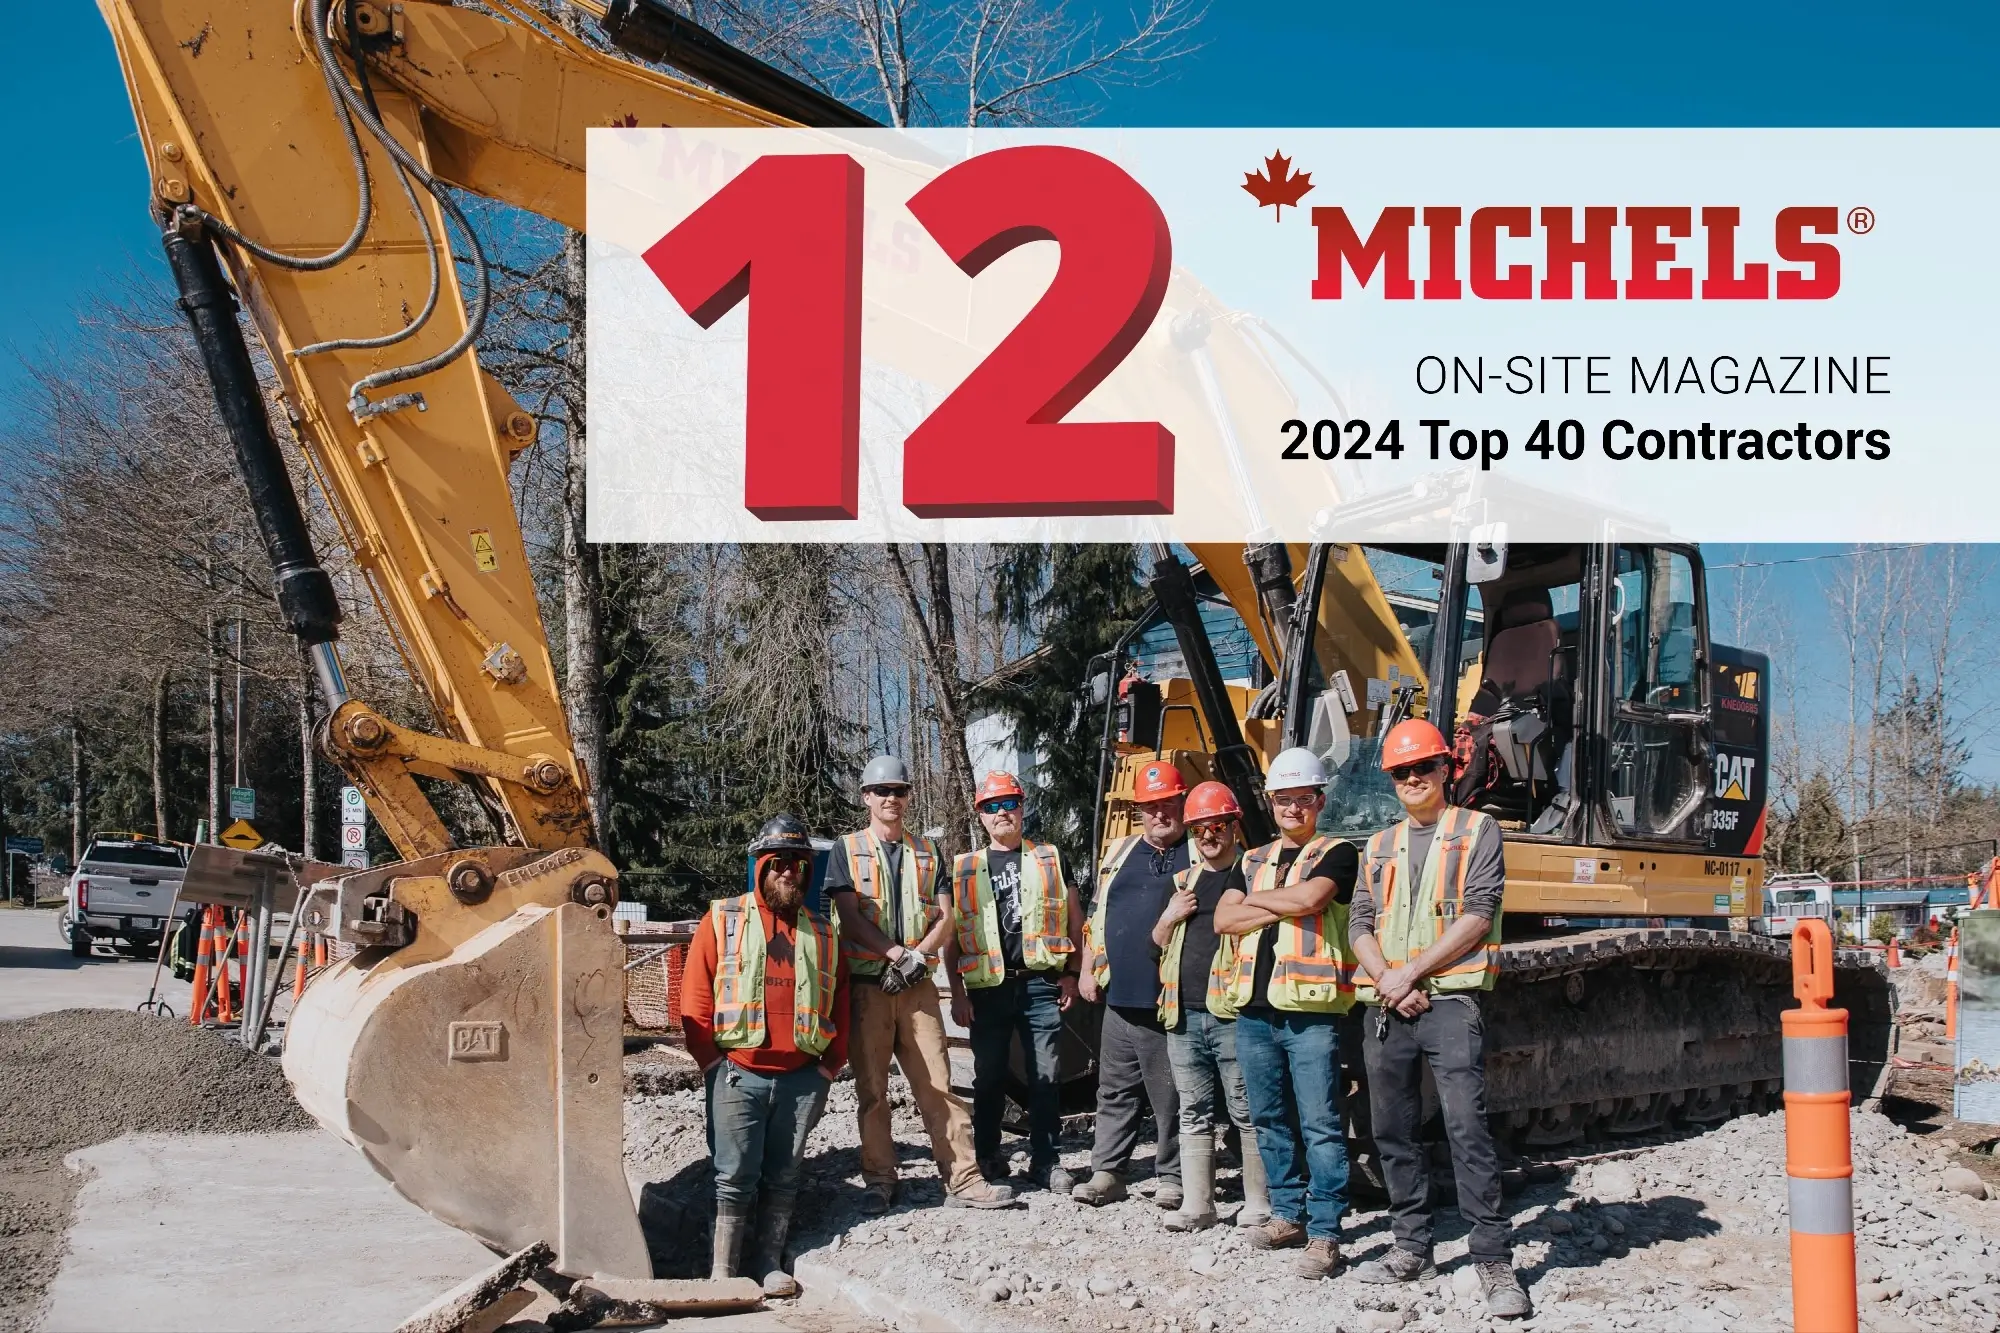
left=588, top=128, right=1996, bottom=543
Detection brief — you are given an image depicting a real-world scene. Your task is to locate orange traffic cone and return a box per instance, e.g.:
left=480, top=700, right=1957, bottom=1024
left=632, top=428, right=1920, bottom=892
left=1885, top=935, right=1901, bottom=968
left=189, top=907, right=213, bottom=1026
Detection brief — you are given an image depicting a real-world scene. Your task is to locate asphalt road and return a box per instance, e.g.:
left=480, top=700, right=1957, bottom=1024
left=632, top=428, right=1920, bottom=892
left=0, top=906, right=191, bottom=1021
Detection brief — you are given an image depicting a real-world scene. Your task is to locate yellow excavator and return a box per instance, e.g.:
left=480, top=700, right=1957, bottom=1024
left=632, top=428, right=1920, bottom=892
left=100, top=0, right=1891, bottom=1281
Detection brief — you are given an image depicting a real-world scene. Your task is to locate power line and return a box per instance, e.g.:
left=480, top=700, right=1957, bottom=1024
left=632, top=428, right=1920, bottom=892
left=1706, top=543, right=1928, bottom=571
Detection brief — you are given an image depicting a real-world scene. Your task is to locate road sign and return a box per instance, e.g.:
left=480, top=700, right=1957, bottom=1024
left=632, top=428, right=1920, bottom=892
left=341, top=849, right=368, bottom=870
left=340, top=824, right=366, bottom=851
left=4, top=836, right=44, bottom=855
left=340, top=786, right=367, bottom=824
left=219, top=819, right=263, bottom=851
left=229, top=787, right=256, bottom=820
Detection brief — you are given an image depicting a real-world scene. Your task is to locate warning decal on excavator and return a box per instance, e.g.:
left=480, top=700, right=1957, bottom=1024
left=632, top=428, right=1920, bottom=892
left=470, top=529, right=499, bottom=573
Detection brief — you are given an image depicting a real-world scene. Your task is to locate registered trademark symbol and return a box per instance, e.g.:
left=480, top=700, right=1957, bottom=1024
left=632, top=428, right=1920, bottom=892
left=1847, top=206, right=1875, bottom=235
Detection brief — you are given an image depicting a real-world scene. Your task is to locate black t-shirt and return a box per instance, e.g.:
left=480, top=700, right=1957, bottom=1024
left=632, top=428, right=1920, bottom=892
left=1177, top=862, right=1245, bottom=1012
left=1244, top=842, right=1360, bottom=1013
left=1103, top=837, right=1191, bottom=1009
left=986, top=848, right=1026, bottom=970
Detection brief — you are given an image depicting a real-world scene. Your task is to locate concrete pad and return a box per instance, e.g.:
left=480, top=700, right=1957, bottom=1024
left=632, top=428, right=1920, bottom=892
left=0, top=908, right=191, bottom=1021
left=44, top=1131, right=494, bottom=1332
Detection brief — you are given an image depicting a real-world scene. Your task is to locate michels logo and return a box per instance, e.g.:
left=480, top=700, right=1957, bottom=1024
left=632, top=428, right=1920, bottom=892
left=1309, top=206, right=1843, bottom=301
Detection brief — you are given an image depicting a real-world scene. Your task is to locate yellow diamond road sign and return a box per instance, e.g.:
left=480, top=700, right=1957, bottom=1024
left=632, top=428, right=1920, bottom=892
left=219, top=819, right=264, bottom=851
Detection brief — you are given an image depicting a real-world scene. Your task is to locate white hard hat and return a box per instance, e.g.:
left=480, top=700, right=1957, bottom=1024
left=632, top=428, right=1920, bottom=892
left=1264, top=747, right=1329, bottom=793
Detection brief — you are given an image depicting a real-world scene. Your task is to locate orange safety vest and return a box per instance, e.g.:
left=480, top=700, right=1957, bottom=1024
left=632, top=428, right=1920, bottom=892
left=1219, top=835, right=1357, bottom=1014
left=951, top=841, right=1073, bottom=987
left=1081, top=835, right=1147, bottom=989
left=708, top=892, right=840, bottom=1055
left=1156, top=859, right=1244, bottom=1026
left=1354, top=806, right=1502, bottom=1002
left=834, top=829, right=941, bottom=975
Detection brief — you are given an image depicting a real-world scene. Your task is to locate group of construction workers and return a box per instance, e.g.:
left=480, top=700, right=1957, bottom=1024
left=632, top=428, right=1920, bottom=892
left=680, top=722, right=1531, bottom=1319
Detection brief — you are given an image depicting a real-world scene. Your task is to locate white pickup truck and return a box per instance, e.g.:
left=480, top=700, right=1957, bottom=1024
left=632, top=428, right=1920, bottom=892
left=61, top=833, right=186, bottom=959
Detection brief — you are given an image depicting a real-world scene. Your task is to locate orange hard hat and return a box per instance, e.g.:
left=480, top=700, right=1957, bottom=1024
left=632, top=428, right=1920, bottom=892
left=1132, top=761, right=1189, bottom=803
left=1380, top=719, right=1450, bottom=770
left=975, top=771, right=1025, bottom=803
left=1184, top=781, right=1241, bottom=824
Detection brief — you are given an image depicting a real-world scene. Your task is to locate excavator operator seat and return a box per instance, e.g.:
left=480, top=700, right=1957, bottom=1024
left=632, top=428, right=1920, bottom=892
left=1481, top=588, right=1559, bottom=703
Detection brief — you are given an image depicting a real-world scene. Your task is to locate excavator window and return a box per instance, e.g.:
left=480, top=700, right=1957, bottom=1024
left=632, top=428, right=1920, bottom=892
left=1605, top=547, right=1708, bottom=842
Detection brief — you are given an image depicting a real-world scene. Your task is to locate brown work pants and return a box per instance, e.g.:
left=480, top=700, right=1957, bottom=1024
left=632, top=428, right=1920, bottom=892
left=850, top=976, right=980, bottom=1195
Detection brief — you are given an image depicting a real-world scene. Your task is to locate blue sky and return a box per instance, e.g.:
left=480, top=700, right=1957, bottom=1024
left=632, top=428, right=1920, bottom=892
left=8, top=3, right=2000, bottom=779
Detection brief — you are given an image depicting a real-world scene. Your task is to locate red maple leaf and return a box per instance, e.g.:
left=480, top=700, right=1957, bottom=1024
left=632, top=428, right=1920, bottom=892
left=1243, top=151, right=1313, bottom=220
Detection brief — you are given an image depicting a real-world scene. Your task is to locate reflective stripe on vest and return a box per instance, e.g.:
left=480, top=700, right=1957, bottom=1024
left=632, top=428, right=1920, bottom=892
left=709, top=892, right=841, bottom=1056
left=1354, top=806, right=1502, bottom=1004
left=1156, top=859, right=1243, bottom=1026
left=1221, top=835, right=1357, bottom=1014
left=952, top=841, right=1073, bottom=988
left=1083, top=836, right=1144, bottom=989
left=837, top=830, right=939, bottom=974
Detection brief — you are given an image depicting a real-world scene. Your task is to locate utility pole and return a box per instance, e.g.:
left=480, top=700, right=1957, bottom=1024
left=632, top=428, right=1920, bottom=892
left=234, top=616, right=246, bottom=789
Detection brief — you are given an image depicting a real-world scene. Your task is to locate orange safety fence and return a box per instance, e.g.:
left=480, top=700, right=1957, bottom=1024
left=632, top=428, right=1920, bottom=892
left=1784, top=917, right=1857, bottom=1333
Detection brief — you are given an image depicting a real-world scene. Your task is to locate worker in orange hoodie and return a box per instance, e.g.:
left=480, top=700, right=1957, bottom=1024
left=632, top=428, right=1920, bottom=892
left=683, top=814, right=851, bottom=1298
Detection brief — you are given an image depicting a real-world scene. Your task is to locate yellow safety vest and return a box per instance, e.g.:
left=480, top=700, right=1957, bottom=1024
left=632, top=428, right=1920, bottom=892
left=1354, top=806, right=1502, bottom=1003
left=1221, top=835, right=1358, bottom=1014
left=708, top=892, right=840, bottom=1056
left=1082, top=835, right=1147, bottom=989
left=1156, top=859, right=1244, bottom=1026
left=952, top=841, right=1074, bottom=988
left=834, top=829, right=940, bottom=975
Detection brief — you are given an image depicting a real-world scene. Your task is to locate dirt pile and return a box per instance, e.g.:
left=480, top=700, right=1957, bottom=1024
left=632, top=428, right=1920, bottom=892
left=0, top=1008, right=311, bottom=1328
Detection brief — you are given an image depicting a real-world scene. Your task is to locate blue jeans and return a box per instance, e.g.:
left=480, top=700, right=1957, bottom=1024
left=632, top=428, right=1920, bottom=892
left=1165, top=1010, right=1254, bottom=1138
left=967, top=971, right=1066, bottom=1166
left=706, top=1061, right=831, bottom=1208
left=1234, top=1008, right=1349, bottom=1240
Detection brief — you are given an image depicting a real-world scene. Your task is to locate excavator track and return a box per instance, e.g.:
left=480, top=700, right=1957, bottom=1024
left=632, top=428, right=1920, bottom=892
left=1343, top=928, right=1895, bottom=1188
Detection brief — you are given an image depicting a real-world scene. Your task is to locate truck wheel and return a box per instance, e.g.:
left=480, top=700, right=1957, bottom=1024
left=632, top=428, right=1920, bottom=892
left=69, top=926, right=93, bottom=959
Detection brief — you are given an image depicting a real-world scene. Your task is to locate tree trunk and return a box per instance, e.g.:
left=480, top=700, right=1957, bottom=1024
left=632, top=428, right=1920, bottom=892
left=70, top=723, right=83, bottom=865
left=884, top=544, right=976, bottom=852
left=151, top=668, right=170, bottom=839
left=298, top=643, right=319, bottom=861
left=207, top=610, right=222, bottom=841
left=558, top=228, right=608, bottom=843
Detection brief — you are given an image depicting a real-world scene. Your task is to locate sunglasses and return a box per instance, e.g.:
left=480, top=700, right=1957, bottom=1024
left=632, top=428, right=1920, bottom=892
left=978, top=796, right=1023, bottom=814
left=1190, top=819, right=1235, bottom=836
left=767, top=856, right=810, bottom=876
left=1389, top=759, right=1444, bottom=783
left=864, top=785, right=911, bottom=798
left=1269, top=792, right=1319, bottom=809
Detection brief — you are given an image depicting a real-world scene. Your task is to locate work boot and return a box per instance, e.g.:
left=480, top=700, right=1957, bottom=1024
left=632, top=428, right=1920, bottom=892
left=945, top=1177, right=1019, bottom=1209
left=709, top=1201, right=752, bottom=1280
left=1163, top=1134, right=1216, bottom=1231
left=1355, top=1245, right=1437, bottom=1284
left=1293, top=1237, right=1340, bottom=1280
left=748, top=1198, right=799, bottom=1298
left=1029, top=1161, right=1076, bottom=1194
left=1235, top=1136, right=1272, bottom=1228
left=1242, top=1217, right=1306, bottom=1251
left=1152, top=1179, right=1183, bottom=1211
left=1477, top=1262, right=1532, bottom=1319
left=1071, top=1171, right=1128, bottom=1206
left=978, top=1155, right=1012, bottom=1185
left=859, top=1180, right=899, bottom=1216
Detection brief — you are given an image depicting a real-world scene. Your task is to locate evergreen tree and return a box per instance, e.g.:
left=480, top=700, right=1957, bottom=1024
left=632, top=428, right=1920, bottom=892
left=984, top=544, right=1147, bottom=873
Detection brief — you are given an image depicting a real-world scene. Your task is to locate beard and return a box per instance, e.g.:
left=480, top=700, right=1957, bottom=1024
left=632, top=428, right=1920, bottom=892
left=762, top=874, right=804, bottom=914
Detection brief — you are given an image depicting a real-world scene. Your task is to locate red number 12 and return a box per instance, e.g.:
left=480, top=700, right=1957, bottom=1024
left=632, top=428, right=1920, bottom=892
left=645, top=145, right=1174, bottom=521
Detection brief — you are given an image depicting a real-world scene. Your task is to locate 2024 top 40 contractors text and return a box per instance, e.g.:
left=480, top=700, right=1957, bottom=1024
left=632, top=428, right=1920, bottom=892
left=1279, top=351, right=1893, bottom=471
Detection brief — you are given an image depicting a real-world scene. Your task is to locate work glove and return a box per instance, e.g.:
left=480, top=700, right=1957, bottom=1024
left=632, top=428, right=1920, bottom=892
left=880, top=948, right=927, bottom=993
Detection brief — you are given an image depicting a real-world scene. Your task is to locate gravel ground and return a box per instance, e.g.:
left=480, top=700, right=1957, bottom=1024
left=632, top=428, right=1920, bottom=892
left=622, top=1049, right=2000, bottom=1333
left=0, top=1009, right=312, bottom=1329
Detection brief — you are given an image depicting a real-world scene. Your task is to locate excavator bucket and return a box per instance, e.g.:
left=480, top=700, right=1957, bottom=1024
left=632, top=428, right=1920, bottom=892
left=284, top=847, right=650, bottom=1279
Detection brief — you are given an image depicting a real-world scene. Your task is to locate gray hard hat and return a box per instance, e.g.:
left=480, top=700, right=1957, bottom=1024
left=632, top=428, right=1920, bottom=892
left=860, top=755, right=910, bottom=790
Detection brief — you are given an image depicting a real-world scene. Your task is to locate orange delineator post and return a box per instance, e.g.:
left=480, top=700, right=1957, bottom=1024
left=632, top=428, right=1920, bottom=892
left=1784, top=917, right=1858, bottom=1333
left=1946, top=929, right=1961, bottom=1041
left=291, top=930, right=312, bottom=1002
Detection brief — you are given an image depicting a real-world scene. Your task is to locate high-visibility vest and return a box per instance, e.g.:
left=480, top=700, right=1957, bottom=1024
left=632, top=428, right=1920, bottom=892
left=951, top=841, right=1073, bottom=988
left=1220, top=835, right=1358, bottom=1014
left=708, top=892, right=840, bottom=1056
left=833, top=829, right=941, bottom=975
left=1156, top=859, right=1244, bottom=1026
left=1354, top=806, right=1502, bottom=1003
left=1082, top=835, right=1147, bottom=989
